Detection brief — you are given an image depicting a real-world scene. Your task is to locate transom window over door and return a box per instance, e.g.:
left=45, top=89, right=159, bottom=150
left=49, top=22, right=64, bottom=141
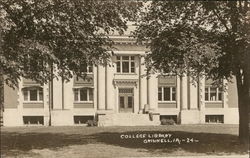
left=116, top=56, right=135, bottom=73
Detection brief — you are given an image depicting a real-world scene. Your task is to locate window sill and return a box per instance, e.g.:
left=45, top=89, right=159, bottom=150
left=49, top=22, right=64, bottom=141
left=23, top=101, right=44, bottom=104
left=115, top=73, right=137, bottom=75
left=74, top=102, right=93, bottom=104
left=158, top=101, right=176, bottom=103
left=205, top=101, right=223, bottom=103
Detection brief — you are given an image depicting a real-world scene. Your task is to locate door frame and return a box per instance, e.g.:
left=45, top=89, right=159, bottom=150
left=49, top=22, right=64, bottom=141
left=118, top=87, right=134, bottom=113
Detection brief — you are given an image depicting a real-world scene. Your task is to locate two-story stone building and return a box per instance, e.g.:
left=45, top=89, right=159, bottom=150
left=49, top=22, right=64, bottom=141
left=2, top=24, right=239, bottom=126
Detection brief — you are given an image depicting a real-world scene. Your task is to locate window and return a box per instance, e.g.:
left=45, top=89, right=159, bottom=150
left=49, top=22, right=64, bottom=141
left=158, top=87, right=176, bottom=101
left=116, top=56, right=135, bottom=73
left=74, top=88, right=93, bottom=102
left=205, top=115, right=224, bottom=123
left=81, top=64, right=93, bottom=74
left=205, top=87, right=223, bottom=101
left=83, top=66, right=93, bottom=73
left=23, top=116, right=44, bottom=125
left=23, top=87, right=43, bottom=102
left=74, top=116, right=94, bottom=124
left=160, top=115, right=178, bottom=124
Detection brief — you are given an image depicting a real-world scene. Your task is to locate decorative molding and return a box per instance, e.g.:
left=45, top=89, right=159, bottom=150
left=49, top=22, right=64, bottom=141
left=113, top=79, right=138, bottom=88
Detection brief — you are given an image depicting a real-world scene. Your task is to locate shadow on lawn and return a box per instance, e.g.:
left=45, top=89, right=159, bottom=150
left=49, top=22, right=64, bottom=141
left=1, top=130, right=248, bottom=155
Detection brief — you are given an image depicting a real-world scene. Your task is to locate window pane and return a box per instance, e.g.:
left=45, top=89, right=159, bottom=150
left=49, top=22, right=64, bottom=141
left=39, top=89, right=43, bottom=101
left=205, top=88, right=209, bottom=101
left=172, top=87, right=176, bottom=101
left=116, top=62, right=120, bottom=73
left=128, top=96, right=133, bottom=108
left=131, top=62, right=135, bottom=73
left=82, top=65, right=88, bottom=72
left=122, top=62, right=129, bottom=73
left=120, top=96, right=124, bottom=108
left=210, top=87, right=217, bottom=101
left=23, top=90, right=28, bottom=101
left=218, top=88, right=222, bottom=101
left=164, top=87, right=170, bottom=101
left=30, top=89, right=38, bottom=101
left=88, top=66, right=93, bottom=73
left=158, top=88, right=162, bottom=101
left=89, top=89, right=93, bottom=101
left=122, top=56, right=129, bottom=60
left=80, top=89, right=88, bottom=101
left=131, top=56, right=134, bottom=60
left=74, top=89, right=79, bottom=101
left=117, top=56, right=120, bottom=61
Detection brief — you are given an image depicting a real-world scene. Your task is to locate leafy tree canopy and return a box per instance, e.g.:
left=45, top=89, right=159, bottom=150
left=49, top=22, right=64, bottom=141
left=134, top=1, right=250, bottom=82
left=0, top=0, right=141, bottom=87
left=134, top=0, right=250, bottom=143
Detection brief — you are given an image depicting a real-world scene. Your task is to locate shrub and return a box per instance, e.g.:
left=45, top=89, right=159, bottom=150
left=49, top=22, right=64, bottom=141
left=86, top=120, right=97, bottom=127
left=160, top=119, right=175, bottom=125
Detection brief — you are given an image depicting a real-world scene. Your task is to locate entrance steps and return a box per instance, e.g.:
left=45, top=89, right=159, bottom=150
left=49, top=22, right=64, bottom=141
left=98, top=113, right=161, bottom=126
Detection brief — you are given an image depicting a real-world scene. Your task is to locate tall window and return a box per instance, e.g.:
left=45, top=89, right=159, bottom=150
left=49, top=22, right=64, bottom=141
left=82, top=65, right=93, bottom=73
left=116, top=56, right=135, bottom=73
left=158, top=87, right=176, bottom=102
left=74, top=88, right=93, bottom=102
left=205, top=87, right=223, bottom=101
left=23, top=87, right=43, bottom=102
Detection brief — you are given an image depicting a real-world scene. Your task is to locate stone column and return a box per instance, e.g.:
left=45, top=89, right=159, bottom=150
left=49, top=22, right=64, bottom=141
left=188, top=76, right=198, bottom=109
left=199, top=77, right=206, bottom=111
left=139, top=56, right=147, bottom=111
left=97, top=65, right=106, bottom=110
left=147, top=74, right=158, bottom=111
left=176, top=76, right=181, bottom=110
left=93, top=66, right=98, bottom=110
left=106, top=64, right=114, bottom=110
left=223, top=79, right=228, bottom=108
left=181, top=75, right=188, bottom=110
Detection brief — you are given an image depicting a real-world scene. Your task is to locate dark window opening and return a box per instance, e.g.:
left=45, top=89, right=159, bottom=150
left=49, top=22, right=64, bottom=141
left=74, top=116, right=94, bottom=124
left=205, top=115, right=224, bottom=123
left=160, top=115, right=178, bottom=124
left=23, top=116, right=44, bottom=125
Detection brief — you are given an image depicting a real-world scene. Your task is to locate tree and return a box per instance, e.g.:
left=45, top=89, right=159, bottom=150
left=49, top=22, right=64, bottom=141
left=134, top=1, right=250, bottom=143
left=0, top=0, right=141, bottom=111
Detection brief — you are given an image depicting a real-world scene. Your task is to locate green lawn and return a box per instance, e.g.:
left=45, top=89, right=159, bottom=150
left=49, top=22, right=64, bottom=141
left=0, top=125, right=249, bottom=157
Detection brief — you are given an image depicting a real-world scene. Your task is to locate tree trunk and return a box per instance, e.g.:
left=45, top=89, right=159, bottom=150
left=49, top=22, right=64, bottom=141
left=236, top=72, right=250, bottom=144
left=0, top=73, right=4, bottom=126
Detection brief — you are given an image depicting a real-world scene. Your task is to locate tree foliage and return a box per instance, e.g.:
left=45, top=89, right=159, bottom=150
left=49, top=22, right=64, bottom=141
left=134, top=1, right=250, bottom=143
left=134, top=1, right=249, bottom=80
left=0, top=0, right=141, bottom=87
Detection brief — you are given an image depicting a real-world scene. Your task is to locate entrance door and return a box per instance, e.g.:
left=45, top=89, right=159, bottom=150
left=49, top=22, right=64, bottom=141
left=119, top=88, right=134, bottom=113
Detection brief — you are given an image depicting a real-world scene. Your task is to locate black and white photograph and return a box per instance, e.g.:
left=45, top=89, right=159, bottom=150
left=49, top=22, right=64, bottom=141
left=0, top=0, right=249, bottom=157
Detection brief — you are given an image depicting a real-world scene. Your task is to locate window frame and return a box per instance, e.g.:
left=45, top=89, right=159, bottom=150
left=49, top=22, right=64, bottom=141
left=205, top=86, right=223, bottom=102
left=82, top=65, right=93, bottom=74
left=158, top=86, right=176, bottom=102
left=116, top=56, right=135, bottom=74
left=23, top=87, right=43, bottom=103
left=74, top=88, right=94, bottom=103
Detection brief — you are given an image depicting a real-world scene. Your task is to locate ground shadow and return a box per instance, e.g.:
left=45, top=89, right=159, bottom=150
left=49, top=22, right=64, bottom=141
left=1, top=130, right=248, bottom=156
left=89, top=131, right=248, bottom=155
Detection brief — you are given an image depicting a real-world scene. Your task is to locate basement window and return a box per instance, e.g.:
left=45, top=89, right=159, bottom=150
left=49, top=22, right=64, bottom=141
left=205, top=115, right=224, bottom=123
left=74, top=116, right=94, bottom=124
left=23, top=116, right=44, bottom=125
left=160, top=115, right=178, bottom=123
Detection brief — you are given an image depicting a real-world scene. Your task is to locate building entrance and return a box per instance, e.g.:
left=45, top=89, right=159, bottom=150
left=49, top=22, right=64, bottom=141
left=118, top=88, right=134, bottom=113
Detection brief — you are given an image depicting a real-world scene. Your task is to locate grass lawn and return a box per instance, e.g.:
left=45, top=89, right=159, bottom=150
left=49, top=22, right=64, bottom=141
left=0, top=125, right=249, bottom=158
